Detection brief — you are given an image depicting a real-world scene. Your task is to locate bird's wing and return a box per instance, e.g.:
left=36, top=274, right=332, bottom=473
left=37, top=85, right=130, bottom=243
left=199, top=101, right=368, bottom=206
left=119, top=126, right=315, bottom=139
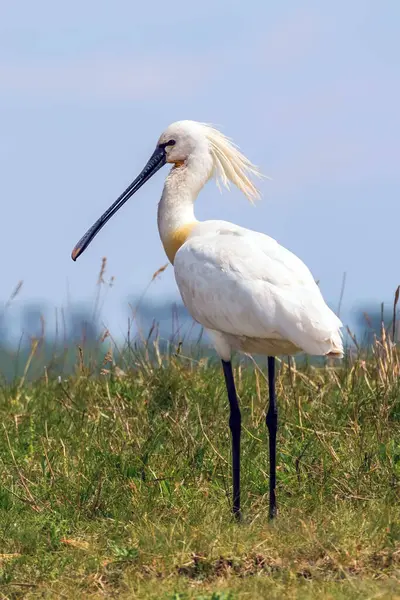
left=174, top=221, right=342, bottom=356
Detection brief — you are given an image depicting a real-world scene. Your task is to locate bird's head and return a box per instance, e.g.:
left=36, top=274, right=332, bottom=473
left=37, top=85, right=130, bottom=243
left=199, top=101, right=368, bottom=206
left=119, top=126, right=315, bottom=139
left=159, top=121, right=262, bottom=196
left=71, top=120, right=262, bottom=261
left=157, top=121, right=210, bottom=167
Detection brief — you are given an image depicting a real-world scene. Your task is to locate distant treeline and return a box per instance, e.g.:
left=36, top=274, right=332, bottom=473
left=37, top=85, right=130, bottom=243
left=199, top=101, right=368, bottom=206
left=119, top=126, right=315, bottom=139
left=0, top=299, right=398, bottom=382
left=0, top=299, right=397, bottom=346
left=0, top=300, right=203, bottom=382
left=0, top=300, right=202, bottom=347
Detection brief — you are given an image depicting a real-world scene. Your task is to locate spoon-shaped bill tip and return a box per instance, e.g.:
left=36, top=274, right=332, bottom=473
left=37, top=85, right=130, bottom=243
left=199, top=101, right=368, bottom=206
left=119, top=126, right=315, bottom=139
left=71, top=247, right=81, bottom=261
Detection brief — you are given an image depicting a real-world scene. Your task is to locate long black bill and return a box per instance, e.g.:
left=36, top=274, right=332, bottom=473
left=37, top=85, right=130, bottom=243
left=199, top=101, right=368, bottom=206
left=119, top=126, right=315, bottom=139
left=71, top=146, right=166, bottom=261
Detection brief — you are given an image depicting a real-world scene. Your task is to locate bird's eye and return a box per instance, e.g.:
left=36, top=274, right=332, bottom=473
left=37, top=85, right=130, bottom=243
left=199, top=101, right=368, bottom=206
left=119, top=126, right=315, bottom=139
left=159, top=139, right=176, bottom=150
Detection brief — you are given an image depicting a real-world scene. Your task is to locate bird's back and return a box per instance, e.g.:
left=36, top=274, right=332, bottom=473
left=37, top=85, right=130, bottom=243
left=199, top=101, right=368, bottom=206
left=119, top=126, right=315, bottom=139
left=174, top=220, right=343, bottom=357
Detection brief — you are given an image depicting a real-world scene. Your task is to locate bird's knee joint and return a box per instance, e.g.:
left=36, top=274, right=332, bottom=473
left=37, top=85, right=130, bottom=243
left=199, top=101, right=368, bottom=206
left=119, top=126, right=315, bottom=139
left=229, top=411, right=241, bottom=433
left=266, top=410, right=277, bottom=431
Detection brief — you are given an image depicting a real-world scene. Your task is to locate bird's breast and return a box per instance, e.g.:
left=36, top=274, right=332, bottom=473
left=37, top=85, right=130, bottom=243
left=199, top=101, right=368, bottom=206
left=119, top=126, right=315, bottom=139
left=162, top=223, right=197, bottom=264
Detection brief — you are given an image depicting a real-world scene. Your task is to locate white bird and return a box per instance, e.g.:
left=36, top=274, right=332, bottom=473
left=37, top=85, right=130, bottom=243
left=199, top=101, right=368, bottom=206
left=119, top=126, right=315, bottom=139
left=72, top=120, right=343, bottom=520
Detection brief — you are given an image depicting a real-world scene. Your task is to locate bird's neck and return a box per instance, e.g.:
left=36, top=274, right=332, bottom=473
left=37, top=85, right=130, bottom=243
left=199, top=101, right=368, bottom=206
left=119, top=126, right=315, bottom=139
left=157, top=154, right=212, bottom=263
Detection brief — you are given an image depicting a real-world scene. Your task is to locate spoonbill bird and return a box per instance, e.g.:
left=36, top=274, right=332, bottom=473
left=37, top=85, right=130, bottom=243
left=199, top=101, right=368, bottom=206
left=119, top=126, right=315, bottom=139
left=71, top=120, right=343, bottom=519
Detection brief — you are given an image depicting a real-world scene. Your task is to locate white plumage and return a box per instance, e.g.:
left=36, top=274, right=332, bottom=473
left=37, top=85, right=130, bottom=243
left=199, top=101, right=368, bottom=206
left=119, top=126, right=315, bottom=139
left=174, top=220, right=343, bottom=360
left=154, top=120, right=343, bottom=361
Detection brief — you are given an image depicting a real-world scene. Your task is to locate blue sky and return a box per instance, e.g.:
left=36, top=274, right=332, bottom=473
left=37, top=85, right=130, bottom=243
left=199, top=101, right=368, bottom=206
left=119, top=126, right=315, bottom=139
left=1, top=1, right=400, bottom=337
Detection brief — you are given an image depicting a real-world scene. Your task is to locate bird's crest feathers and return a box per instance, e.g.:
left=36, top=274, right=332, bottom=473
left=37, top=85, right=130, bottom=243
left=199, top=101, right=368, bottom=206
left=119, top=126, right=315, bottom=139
left=200, top=123, right=263, bottom=203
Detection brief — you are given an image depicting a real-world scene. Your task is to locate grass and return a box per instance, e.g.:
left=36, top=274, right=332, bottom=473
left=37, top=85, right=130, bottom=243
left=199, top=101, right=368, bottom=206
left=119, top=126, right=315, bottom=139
left=0, top=337, right=400, bottom=599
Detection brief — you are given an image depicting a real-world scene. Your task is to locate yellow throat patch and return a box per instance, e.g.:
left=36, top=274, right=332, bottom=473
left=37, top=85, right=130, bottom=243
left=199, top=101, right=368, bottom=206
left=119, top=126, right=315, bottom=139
left=163, top=223, right=196, bottom=264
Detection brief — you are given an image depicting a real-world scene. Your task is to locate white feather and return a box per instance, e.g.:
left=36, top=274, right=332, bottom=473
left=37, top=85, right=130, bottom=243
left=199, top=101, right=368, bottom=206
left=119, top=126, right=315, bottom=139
left=174, top=221, right=343, bottom=360
left=200, top=123, right=263, bottom=202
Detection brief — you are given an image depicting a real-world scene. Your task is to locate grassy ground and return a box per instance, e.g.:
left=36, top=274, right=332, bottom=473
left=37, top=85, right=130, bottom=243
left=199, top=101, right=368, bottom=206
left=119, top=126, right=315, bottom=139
left=0, top=342, right=400, bottom=599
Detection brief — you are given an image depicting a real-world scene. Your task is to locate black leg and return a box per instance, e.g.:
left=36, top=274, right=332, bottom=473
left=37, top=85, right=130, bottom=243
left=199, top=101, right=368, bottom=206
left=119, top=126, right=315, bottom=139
left=266, top=356, right=278, bottom=520
left=222, top=360, right=241, bottom=519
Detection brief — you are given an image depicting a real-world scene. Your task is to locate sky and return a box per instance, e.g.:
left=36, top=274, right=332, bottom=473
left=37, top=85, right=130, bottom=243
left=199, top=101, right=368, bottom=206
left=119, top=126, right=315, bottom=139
left=1, top=0, right=400, bottom=338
